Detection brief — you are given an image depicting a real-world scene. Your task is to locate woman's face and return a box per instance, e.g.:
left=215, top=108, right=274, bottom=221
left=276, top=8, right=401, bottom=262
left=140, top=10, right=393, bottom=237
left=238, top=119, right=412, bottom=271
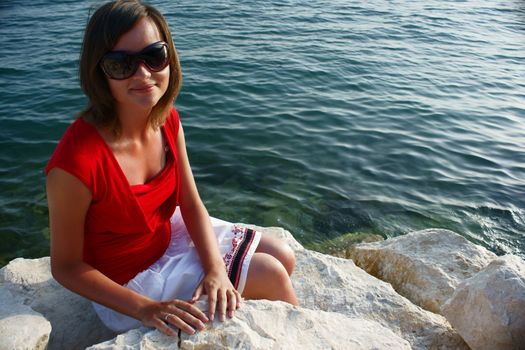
left=106, top=17, right=170, bottom=115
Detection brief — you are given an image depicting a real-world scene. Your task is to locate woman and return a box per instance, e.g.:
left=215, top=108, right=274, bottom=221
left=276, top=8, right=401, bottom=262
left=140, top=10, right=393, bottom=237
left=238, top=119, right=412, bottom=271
left=46, top=0, right=297, bottom=336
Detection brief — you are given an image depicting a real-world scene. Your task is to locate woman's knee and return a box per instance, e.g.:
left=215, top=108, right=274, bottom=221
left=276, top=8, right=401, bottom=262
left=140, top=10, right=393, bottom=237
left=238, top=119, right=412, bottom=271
left=249, top=253, right=289, bottom=284
left=243, top=252, right=297, bottom=305
left=280, top=243, right=296, bottom=276
left=256, top=235, right=296, bottom=276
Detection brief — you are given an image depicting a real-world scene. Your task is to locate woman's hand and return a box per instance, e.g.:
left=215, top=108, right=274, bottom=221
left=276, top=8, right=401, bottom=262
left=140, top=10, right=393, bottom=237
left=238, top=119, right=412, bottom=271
left=138, top=299, right=209, bottom=336
left=191, top=267, right=242, bottom=322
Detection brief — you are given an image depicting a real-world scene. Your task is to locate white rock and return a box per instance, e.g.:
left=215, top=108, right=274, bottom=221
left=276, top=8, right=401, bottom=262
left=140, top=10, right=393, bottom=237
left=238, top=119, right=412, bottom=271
left=292, top=248, right=468, bottom=349
left=183, top=300, right=411, bottom=350
left=0, top=226, right=470, bottom=350
left=348, top=228, right=496, bottom=313
left=85, top=328, right=172, bottom=350
left=441, top=255, right=525, bottom=350
left=88, top=300, right=411, bottom=350
left=247, top=226, right=468, bottom=349
left=0, top=286, right=51, bottom=350
left=0, top=257, right=116, bottom=350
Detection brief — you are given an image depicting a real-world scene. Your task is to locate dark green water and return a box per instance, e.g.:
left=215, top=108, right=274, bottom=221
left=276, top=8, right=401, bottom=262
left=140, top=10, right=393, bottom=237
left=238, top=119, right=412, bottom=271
left=1, top=0, right=524, bottom=265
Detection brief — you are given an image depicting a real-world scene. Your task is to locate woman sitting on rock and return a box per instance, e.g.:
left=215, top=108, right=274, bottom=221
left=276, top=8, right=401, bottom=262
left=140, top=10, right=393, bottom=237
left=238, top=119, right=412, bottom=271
left=45, top=0, right=297, bottom=336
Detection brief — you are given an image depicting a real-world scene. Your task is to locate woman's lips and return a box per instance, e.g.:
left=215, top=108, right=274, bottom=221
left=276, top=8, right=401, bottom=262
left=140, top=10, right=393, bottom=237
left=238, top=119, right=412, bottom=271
left=131, top=84, right=154, bottom=93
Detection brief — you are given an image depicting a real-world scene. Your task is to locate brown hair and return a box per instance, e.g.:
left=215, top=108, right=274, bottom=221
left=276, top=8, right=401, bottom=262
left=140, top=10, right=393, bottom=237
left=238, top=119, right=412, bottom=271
left=79, top=0, right=182, bottom=135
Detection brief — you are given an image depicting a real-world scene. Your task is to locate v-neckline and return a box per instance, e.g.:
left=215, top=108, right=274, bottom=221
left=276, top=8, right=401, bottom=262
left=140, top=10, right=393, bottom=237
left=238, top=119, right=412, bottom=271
left=79, top=117, right=173, bottom=232
left=80, top=118, right=171, bottom=189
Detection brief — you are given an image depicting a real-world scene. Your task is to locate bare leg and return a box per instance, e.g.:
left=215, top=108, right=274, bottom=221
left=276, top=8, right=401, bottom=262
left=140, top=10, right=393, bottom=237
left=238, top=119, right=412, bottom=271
left=242, top=253, right=298, bottom=305
left=255, top=234, right=296, bottom=276
left=242, top=235, right=298, bottom=305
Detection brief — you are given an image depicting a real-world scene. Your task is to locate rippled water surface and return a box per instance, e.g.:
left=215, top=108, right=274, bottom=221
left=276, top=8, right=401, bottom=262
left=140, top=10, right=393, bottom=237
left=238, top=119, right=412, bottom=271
left=1, top=0, right=524, bottom=265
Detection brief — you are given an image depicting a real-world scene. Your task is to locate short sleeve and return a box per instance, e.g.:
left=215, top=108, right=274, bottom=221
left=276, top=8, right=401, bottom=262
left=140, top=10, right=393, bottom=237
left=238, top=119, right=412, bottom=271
left=45, top=119, right=97, bottom=196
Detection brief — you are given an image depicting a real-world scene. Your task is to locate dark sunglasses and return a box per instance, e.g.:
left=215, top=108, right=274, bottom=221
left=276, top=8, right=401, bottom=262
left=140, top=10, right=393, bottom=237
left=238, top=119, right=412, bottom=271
left=100, top=41, right=169, bottom=80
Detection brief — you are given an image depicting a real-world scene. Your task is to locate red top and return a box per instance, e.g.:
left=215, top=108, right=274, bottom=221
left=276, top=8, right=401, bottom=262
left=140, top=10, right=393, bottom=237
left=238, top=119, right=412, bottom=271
left=45, top=108, right=181, bottom=285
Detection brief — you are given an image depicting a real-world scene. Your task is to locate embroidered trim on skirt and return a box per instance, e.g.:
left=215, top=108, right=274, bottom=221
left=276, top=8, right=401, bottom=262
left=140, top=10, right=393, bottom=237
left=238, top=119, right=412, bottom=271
left=92, top=207, right=261, bottom=332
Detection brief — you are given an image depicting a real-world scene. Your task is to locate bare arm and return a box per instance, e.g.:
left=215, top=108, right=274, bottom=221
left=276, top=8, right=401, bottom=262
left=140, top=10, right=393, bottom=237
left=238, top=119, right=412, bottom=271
left=175, top=122, right=241, bottom=321
left=46, top=168, right=207, bottom=335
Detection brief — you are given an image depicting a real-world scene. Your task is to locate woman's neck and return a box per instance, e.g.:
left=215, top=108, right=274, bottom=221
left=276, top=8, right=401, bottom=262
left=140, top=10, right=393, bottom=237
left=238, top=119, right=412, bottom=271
left=115, top=104, right=152, bottom=140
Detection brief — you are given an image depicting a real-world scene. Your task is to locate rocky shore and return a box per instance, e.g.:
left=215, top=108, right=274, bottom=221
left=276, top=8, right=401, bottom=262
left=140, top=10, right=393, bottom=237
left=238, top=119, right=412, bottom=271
left=1, top=227, right=524, bottom=350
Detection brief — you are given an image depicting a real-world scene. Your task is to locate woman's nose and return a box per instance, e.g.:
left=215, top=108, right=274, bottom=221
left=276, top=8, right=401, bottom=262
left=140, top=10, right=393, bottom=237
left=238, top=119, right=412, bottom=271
left=133, top=61, right=152, bottom=78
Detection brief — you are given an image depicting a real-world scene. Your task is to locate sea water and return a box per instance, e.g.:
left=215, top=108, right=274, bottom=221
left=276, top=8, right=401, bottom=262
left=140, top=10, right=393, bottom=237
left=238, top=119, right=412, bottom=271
left=0, top=0, right=524, bottom=265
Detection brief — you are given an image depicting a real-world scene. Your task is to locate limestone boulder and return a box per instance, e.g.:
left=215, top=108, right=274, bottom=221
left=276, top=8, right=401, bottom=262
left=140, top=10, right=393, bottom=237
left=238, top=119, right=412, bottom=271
left=292, top=248, right=468, bottom=349
left=88, top=300, right=411, bottom=350
left=247, top=226, right=468, bottom=349
left=441, top=255, right=525, bottom=350
left=0, top=226, right=470, bottom=350
left=0, top=257, right=116, bottom=350
left=347, top=228, right=496, bottom=313
left=0, top=286, right=51, bottom=350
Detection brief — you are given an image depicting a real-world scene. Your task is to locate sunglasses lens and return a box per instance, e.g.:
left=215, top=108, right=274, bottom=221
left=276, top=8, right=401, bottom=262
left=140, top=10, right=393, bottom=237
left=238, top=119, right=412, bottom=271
left=142, top=44, right=169, bottom=71
left=100, top=42, right=169, bottom=80
left=100, top=53, right=137, bottom=80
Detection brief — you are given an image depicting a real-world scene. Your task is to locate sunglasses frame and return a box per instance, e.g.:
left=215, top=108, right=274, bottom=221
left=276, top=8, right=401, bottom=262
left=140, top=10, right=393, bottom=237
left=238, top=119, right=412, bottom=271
left=100, top=41, right=170, bottom=80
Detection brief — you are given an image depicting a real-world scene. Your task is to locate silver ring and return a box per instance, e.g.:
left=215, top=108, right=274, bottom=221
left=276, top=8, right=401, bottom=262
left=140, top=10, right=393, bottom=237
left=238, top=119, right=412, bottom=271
left=164, top=313, right=172, bottom=322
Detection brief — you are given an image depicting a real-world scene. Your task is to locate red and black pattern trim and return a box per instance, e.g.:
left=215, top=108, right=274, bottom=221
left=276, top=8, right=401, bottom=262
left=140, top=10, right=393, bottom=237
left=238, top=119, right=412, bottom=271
left=224, top=227, right=257, bottom=289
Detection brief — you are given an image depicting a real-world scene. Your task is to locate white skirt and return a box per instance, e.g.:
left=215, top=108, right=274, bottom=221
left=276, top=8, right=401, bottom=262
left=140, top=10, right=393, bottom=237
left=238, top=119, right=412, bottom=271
left=92, top=207, right=261, bottom=332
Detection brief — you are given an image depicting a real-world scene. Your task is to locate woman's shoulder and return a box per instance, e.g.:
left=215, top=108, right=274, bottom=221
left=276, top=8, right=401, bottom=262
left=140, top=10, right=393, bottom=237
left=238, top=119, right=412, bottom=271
left=162, top=106, right=181, bottom=151
left=45, top=117, right=106, bottom=176
left=164, top=106, right=181, bottom=134
left=54, top=117, right=101, bottom=147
